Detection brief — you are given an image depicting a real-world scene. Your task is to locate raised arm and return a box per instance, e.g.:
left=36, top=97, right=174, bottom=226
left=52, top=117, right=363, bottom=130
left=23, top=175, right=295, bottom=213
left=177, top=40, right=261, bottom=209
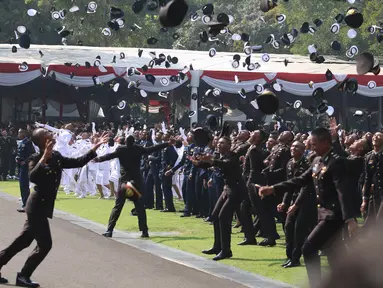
left=35, top=122, right=60, bottom=134
left=143, top=142, right=169, bottom=155
left=94, top=147, right=122, bottom=163
left=59, top=150, right=97, bottom=169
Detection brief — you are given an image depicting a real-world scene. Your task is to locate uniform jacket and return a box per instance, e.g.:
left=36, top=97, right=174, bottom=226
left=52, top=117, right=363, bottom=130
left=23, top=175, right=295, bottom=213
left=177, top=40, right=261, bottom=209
left=273, top=149, right=357, bottom=221
left=160, top=145, right=179, bottom=176
left=28, top=150, right=97, bottom=218
left=243, top=144, right=265, bottom=186
left=171, top=143, right=195, bottom=175
left=363, top=150, right=381, bottom=200
left=282, top=157, right=310, bottom=206
left=199, top=152, right=246, bottom=200
left=16, top=137, right=35, bottom=167
left=96, top=142, right=169, bottom=189
left=263, top=143, right=291, bottom=185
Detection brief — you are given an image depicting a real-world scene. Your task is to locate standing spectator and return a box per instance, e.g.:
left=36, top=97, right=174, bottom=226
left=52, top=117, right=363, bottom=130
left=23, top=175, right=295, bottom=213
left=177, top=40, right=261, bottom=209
left=15, top=129, right=35, bottom=212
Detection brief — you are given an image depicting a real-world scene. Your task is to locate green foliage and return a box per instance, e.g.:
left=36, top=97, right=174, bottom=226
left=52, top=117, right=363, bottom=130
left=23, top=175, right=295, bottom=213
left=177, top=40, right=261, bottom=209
left=0, top=0, right=380, bottom=56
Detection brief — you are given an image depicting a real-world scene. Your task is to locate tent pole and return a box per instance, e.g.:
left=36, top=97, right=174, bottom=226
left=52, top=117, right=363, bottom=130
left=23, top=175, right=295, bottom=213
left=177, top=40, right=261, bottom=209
left=342, top=91, right=348, bottom=131
left=189, top=70, right=201, bottom=128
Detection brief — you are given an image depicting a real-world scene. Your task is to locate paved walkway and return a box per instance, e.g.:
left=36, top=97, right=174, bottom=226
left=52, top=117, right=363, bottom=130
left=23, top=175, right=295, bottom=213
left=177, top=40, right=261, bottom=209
left=0, top=192, right=292, bottom=288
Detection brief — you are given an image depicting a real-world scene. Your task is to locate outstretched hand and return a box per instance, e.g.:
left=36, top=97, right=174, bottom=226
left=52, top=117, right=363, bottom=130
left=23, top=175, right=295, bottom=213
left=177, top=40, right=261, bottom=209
left=91, top=132, right=109, bottom=152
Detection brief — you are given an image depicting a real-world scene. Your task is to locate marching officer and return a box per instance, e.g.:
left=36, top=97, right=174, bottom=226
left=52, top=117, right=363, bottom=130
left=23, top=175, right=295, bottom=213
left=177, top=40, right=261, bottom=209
left=15, top=129, right=35, bottom=212
left=362, top=132, right=383, bottom=224
left=259, top=128, right=358, bottom=287
left=260, top=131, right=293, bottom=246
left=278, top=141, right=316, bottom=268
left=166, top=131, right=195, bottom=217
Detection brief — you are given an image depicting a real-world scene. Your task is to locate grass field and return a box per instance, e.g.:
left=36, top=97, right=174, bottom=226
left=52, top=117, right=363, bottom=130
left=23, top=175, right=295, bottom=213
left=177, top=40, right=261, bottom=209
left=0, top=181, right=308, bottom=285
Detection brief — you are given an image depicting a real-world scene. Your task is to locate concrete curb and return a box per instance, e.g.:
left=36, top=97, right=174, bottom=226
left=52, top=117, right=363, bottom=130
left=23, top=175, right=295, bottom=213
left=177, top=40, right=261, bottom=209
left=0, top=191, right=293, bottom=288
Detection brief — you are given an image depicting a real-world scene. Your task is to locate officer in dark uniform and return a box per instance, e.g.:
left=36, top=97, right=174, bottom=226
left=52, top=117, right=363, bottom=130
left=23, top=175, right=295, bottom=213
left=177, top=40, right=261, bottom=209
left=139, top=130, right=153, bottom=208
left=8, top=128, right=18, bottom=179
left=260, top=131, right=293, bottom=246
left=166, top=131, right=195, bottom=217
left=231, top=130, right=250, bottom=228
left=97, top=135, right=173, bottom=238
left=198, top=136, right=247, bottom=261
left=190, top=142, right=206, bottom=217
left=362, top=132, right=383, bottom=224
left=0, top=128, right=105, bottom=287
left=16, top=129, right=35, bottom=212
left=145, top=131, right=164, bottom=210
left=278, top=141, right=316, bottom=268
left=159, top=132, right=178, bottom=212
left=240, top=130, right=267, bottom=245
left=259, top=128, right=358, bottom=287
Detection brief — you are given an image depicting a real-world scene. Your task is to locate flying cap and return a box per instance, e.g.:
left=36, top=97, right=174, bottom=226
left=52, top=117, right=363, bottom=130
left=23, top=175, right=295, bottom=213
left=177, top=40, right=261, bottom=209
left=159, top=0, right=189, bottom=28
left=257, top=89, right=279, bottom=115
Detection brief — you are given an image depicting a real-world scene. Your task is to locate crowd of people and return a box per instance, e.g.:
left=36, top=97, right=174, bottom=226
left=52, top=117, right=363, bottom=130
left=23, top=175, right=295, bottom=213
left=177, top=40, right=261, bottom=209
left=0, top=118, right=381, bottom=287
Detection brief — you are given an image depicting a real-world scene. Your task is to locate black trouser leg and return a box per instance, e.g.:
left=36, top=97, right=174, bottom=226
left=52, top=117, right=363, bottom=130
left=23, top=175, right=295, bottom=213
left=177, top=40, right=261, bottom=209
left=248, top=185, right=275, bottom=240
left=284, top=211, right=297, bottom=260
left=181, top=176, right=187, bottom=205
left=211, top=194, right=235, bottom=253
left=240, top=199, right=256, bottom=240
left=194, top=174, right=203, bottom=215
left=211, top=193, right=225, bottom=250
left=302, top=218, right=344, bottom=288
left=19, top=166, right=30, bottom=208
left=144, top=172, right=154, bottom=209
left=107, top=190, right=126, bottom=232
left=154, top=173, right=163, bottom=210
left=20, top=214, right=52, bottom=277
left=0, top=220, right=34, bottom=269
left=163, top=175, right=175, bottom=211
left=134, top=198, right=148, bottom=232
left=9, top=154, right=16, bottom=177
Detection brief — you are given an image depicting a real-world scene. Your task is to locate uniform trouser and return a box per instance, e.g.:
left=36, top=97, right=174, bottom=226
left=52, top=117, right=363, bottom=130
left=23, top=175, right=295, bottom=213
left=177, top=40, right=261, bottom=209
left=107, top=188, right=148, bottom=232
left=200, top=175, right=209, bottom=217
left=9, top=154, right=16, bottom=176
left=19, top=165, right=30, bottom=207
left=248, top=184, right=275, bottom=239
left=194, top=173, right=204, bottom=215
left=0, top=212, right=52, bottom=278
left=184, top=176, right=195, bottom=215
left=285, top=205, right=316, bottom=262
left=363, top=194, right=381, bottom=230
left=181, top=176, right=187, bottom=205
left=302, top=217, right=345, bottom=288
left=162, top=175, right=175, bottom=211
left=211, top=193, right=237, bottom=253
left=239, top=198, right=256, bottom=241
left=145, top=170, right=163, bottom=210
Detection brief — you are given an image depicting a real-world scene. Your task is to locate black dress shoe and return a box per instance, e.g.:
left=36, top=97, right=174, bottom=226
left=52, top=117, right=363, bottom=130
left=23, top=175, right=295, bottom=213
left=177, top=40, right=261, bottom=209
left=102, top=231, right=113, bottom=238
left=195, top=214, right=203, bottom=218
left=258, top=238, right=276, bottom=247
left=204, top=217, right=211, bottom=222
left=180, top=213, right=191, bottom=217
left=154, top=207, right=164, bottom=210
left=17, top=208, right=25, bottom=213
left=213, top=250, right=233, bottom=261
left=202, top=248, right=220, bottom=255
left=141, top=230, right=149, bottom=238
left=284, top=260, right=301, bottom=268
left=238, top=239, right=257, bottom=246
left=0, top=274, right=8, bottom=284
left=281, top=259, right=291, bottom=267
left=16, top=273, right=39, bottom=287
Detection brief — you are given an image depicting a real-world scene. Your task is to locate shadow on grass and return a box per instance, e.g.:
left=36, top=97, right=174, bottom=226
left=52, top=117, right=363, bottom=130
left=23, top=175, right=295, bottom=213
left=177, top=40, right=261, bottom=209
left=153, top=236, right=210, bottom=243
